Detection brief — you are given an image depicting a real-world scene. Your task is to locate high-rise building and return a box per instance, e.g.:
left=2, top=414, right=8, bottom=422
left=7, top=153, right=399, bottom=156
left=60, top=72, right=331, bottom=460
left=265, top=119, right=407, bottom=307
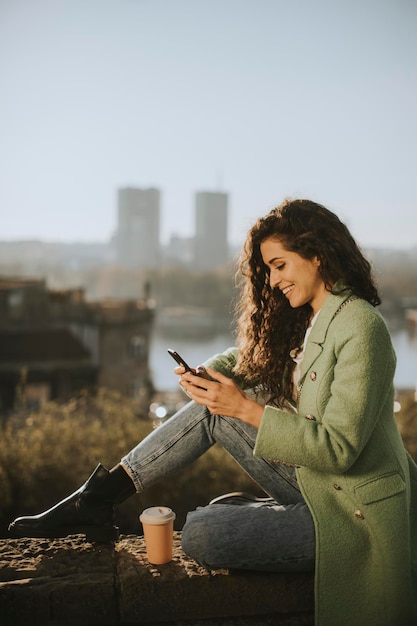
left=194, top=191, right=229, bottom=270
left=116, top=187, right=161, bottom=269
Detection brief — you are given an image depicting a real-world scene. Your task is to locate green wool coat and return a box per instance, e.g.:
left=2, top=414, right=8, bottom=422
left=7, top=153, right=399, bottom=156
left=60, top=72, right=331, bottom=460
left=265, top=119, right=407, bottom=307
left=205, top=290, right=417, bottom=626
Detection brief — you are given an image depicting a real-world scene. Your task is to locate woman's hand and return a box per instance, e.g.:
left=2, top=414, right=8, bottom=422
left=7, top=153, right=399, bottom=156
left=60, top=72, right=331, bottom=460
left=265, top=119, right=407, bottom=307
left=173, top=364, right=212, bottom=381
left=178, top=366, right=264, bottom=429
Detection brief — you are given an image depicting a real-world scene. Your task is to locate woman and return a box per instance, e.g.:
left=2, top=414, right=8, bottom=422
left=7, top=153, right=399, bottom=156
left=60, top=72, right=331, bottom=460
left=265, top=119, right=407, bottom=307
left=9, top=199, right=417, bottom=626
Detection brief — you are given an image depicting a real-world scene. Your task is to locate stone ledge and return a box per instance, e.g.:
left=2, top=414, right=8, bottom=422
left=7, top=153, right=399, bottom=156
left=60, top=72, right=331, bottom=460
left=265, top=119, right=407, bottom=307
left=0, top=532, right=314, bottom=625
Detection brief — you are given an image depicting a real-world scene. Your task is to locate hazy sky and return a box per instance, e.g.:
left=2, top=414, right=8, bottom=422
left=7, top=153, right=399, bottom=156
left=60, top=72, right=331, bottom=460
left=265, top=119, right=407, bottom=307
left=1, top=0, right=416, bottom=248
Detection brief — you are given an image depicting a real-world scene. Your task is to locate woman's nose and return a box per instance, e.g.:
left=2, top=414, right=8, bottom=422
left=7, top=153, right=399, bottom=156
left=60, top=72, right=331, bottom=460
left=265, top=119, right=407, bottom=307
left=269, top=270, right=280, bottom=289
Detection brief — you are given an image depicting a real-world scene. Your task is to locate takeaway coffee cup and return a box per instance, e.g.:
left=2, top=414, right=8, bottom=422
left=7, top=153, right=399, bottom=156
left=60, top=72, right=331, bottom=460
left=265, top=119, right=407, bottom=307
left=139, top=506, right=176, bottom=564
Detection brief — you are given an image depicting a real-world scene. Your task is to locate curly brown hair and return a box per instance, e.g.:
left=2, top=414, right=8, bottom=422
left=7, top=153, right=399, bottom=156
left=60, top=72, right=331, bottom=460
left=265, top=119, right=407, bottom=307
left=233, top=198, right=381, bottom=405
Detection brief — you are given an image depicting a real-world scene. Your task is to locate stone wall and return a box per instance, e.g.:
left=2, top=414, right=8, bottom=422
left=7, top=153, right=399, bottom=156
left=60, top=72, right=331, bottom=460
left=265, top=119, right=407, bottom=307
left=0, top=533, right=314, bottom=625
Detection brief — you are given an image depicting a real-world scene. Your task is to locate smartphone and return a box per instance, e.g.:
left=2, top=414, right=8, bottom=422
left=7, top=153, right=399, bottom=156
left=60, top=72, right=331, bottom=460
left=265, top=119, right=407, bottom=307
left=168, top=348, right=208, bottom=390
left=167, top=349, right=193, bottom=372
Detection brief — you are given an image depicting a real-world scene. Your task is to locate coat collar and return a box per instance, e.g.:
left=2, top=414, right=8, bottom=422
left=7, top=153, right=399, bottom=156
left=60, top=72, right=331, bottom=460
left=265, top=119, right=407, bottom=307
left=299, top=283, right=354, bottom=384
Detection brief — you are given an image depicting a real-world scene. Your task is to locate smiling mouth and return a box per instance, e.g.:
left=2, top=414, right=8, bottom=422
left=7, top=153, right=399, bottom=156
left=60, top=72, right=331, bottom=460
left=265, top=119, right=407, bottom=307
left=282, top=285, right=294, bottom=297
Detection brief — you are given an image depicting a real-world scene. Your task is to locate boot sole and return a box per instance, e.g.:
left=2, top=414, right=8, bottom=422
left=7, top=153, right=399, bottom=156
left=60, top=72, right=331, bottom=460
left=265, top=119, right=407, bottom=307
left=8, top=523, right=120, bottom=543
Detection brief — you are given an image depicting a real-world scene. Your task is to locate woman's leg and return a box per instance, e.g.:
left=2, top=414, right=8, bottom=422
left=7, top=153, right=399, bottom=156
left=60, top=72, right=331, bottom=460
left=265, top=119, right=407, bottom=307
left=182, top=501, right=315, bottom=572
left=121, top=400, right=314, bottom=572
left=121, top=400, right=304, bottom=505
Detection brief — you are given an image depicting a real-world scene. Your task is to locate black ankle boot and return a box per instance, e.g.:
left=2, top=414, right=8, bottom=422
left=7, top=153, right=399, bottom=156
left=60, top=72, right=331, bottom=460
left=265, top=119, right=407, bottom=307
left=8, top=463, right=136, bottom=542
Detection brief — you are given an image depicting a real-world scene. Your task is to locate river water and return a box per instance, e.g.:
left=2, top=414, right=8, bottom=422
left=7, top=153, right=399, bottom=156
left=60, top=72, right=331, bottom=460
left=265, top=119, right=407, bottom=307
left=150, top=327, right=417, bottom=392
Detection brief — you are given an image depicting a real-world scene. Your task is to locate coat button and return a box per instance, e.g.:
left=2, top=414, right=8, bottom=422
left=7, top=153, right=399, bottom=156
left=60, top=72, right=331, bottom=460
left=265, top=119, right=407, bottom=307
left=305, top=414, right=316, bottom=421
left=310, top=371, right=317, bottom=381
left=333, top=483, right=342, bottom=490
left=354, top=509, right=365, bottom=520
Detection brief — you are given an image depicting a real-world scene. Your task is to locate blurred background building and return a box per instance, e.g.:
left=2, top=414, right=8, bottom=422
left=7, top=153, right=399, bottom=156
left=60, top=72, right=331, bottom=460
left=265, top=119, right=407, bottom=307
left=0, top=277, right=154, bottom=413
left=116, top=187, right=161, bottom=269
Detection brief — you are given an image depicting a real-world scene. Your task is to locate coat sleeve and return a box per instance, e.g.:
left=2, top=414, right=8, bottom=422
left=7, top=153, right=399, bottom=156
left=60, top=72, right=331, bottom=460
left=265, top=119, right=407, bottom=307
left=202, top=347, right=239, bottom=377
left=254, top=305, right=397, bottom=473
left=202, top=347, right=256, bottom=389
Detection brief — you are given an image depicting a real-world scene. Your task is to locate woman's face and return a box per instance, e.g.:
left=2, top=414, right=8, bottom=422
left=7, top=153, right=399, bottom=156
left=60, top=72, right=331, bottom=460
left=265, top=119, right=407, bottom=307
left=260, top=237, right=330, bottom=315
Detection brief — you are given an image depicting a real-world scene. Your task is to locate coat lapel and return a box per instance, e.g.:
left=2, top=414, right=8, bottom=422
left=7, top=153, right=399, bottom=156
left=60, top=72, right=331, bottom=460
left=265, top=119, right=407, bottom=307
left=298, top=287, right=353, bottom=386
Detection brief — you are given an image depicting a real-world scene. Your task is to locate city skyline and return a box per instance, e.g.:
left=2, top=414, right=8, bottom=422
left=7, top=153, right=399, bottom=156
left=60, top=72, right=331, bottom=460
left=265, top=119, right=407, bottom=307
left=1, top=0, right=417, bottom=250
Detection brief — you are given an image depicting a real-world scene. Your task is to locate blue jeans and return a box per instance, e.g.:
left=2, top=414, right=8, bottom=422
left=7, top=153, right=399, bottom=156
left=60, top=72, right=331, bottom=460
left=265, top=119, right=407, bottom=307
left=121, top=400, right=315, bottom=572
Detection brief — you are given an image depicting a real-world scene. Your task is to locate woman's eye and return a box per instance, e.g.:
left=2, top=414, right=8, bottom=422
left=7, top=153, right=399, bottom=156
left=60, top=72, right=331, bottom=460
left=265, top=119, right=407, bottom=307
left=275, top=264, right=284, bottom=271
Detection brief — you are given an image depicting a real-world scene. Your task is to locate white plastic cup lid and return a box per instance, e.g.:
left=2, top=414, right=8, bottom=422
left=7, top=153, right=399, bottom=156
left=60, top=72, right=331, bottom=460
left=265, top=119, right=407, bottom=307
left=139, top=506, right=176, bottom=525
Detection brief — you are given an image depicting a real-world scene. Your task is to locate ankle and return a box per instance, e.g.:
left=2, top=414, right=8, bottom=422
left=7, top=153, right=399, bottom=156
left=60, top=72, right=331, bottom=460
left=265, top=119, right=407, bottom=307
left=108, top=464, right=136, bottom=503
